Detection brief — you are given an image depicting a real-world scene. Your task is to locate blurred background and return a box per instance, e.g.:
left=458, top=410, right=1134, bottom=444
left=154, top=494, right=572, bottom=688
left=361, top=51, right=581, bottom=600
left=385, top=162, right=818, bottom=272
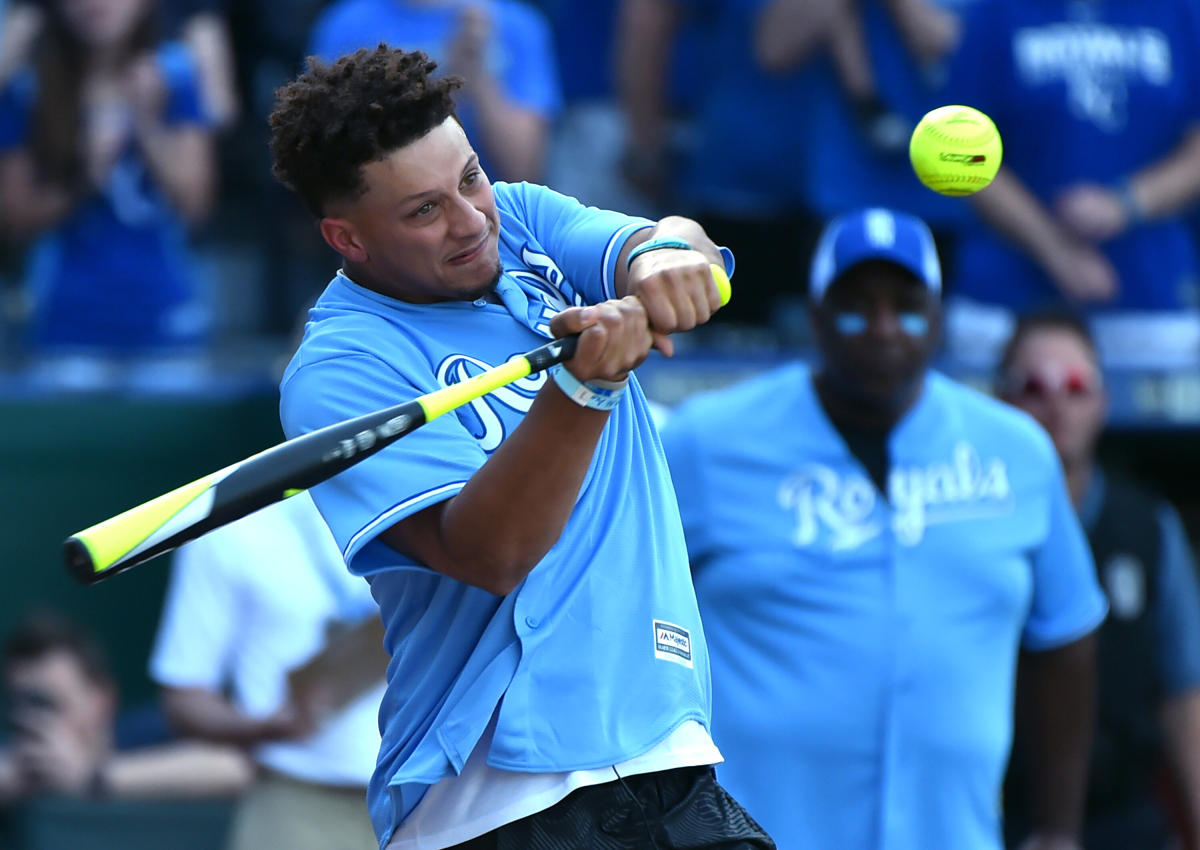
left=3, top=0, right=1200, bottom=847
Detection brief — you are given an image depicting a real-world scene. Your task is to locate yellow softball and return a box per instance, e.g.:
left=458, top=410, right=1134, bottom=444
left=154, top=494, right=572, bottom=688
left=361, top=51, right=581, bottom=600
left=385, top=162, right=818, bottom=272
left=710, top=263, right=732, bottom=306
left=909, top=105, right=1003, bottom=197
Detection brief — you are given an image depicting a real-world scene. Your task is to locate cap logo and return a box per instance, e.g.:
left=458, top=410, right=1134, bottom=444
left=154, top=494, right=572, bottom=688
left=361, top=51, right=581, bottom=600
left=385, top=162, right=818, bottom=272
left=865, top=210, right=896, bottom=249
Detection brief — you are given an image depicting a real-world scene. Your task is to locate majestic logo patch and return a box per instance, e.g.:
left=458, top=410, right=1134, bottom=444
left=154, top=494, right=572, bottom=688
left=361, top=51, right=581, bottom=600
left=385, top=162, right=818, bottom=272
left=653, top=620, right=693, bottom=668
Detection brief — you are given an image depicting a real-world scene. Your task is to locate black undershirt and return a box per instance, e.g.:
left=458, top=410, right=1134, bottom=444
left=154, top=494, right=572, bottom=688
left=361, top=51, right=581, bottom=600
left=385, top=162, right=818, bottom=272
left=830, top=420, right=892, bottom=496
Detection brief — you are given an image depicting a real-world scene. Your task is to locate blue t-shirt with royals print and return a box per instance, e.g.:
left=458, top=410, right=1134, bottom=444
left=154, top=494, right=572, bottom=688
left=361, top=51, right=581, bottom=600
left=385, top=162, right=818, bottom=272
left=280, top=181, right=730, bottom=847
left=661, top=363, right=1107, bottom=850
left=941, top=0, right=1200, bottom=312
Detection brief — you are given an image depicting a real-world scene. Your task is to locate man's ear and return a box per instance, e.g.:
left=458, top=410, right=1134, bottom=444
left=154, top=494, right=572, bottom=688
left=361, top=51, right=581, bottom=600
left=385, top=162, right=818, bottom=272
left=320, top=217, right=367, bottom=263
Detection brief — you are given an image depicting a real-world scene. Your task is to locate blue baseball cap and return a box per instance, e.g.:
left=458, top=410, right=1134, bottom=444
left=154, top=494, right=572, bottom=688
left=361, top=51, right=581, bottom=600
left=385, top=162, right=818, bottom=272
left=809, top=207, right=942, bottom=301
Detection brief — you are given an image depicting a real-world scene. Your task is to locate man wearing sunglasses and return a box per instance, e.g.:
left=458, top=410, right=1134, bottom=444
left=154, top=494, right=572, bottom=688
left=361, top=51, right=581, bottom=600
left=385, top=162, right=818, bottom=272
left=998, top=308, right=1200, bottom=850
left=661, top=208, right=1107, bottom=850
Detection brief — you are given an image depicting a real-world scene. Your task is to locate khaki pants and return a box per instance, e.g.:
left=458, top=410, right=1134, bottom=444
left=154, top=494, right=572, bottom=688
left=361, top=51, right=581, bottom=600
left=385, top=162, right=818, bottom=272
left=225, top=771, right=377, bottom=850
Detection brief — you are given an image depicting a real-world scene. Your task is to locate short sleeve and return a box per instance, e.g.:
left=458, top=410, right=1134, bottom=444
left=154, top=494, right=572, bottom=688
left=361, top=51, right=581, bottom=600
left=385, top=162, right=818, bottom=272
left=280, top=351, right=488, bottom=575
left=1021, top=459, right=1108, bottom=650
left=498, top=181, right=654, bottom=304
left=148, top=535, right=240, bottom=690
left=156, top=41, right=211, bottom=126
left=285, top=491, right=380, bottom=622
left=1154, top=502, right=1200, bottom=694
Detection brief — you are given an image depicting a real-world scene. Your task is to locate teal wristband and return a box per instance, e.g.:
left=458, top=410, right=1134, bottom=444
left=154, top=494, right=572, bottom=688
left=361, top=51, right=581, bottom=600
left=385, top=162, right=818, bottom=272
left=550, top=364, right=628, bottom=411
left=625, top=237, right=695, bottom=271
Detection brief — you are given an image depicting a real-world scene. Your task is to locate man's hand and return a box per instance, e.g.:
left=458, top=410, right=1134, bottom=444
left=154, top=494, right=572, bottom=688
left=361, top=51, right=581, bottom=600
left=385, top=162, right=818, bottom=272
left=549, top=297, right=654, bottom=384
left=12, top=712, right=99, bottom=795
left=1040, top=237, right=1119, bottom=302
left=626, top=250, right=724, bottom=357
left=447, top=4, right=492, bottom=90
left=1055, top=183, right=1132, bottom=243
left=256, top=699, right=319, bottom=742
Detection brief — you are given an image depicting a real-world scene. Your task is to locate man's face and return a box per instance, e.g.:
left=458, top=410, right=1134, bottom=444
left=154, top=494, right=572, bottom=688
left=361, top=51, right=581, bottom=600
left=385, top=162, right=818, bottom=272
left=325, top=117, right=502, bottom=303
left=813, top=260, right=940, bottom=411
left=1001, top=327, right=1106, bottom=468
left=5, top=651, right=113, bottom=750
left=60, top=0, right=149, bottom=47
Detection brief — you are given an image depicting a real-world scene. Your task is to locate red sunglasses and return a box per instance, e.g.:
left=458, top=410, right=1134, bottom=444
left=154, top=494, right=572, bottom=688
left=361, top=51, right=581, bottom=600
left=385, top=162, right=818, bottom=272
left=1005, top=366, right=1100, bottom=399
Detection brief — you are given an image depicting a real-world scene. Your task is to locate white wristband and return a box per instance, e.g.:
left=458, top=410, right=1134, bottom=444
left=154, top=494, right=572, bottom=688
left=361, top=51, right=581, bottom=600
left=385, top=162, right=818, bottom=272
left=550, top=364, right=628, bottom=411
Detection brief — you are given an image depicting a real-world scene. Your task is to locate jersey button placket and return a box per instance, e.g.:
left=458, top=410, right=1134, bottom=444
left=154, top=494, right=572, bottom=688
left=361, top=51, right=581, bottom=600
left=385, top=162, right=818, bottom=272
left=880, top=517, right=907, bottom=849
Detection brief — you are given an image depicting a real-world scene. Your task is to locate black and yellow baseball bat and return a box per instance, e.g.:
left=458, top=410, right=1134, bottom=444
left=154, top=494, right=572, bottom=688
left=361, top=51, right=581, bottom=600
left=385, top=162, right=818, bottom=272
left=64, top=265, right=731, bottom=585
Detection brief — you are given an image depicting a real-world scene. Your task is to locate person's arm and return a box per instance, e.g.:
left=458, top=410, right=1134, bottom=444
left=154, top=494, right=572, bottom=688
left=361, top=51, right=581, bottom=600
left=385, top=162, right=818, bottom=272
left=448, top=5, right=550, bottom=182
left=1055, top=126, right=1200, bottom=244
left=96, top=741, right=254, bottom=798
left=161, top=686, right=315, bottom=747
left=0, top=747, right=24, bottom=803
left=151, top=535, right=308, bottom=748
left=1152, top=502, right=1200, bottom=838
left=0, top=2, right=42, bottom=86
left=614, top=215, right=726, bottom=357
left=1016, top=632, right=1098, bottom=850
left=380, top=297, right=655, bottom=595
left=1129, top=116, right=1200, bottom=218
left=1163, top=691, right=1200, bottom=840
left=881, top=0, right=961, bottom=65
left=180, top=11, right=240, bottom=130
left=754, top=0, right=844, bottom=73
left=616, top=0, right=679, bottom=199
left=0, top=150, right=78, bottom=238
left=969, top=168, right=1118, bottom=301
left=1017, top=444, right=1108, bottom=850
left=127, top=54, right=216, bottom=224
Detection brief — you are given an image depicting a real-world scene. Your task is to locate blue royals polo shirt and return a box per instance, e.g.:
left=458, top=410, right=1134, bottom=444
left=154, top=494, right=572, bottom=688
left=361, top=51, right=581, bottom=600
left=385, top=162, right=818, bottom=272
left=280, top=182, right=722, bottom=846
left=661, top=363, right=1108, bottom=850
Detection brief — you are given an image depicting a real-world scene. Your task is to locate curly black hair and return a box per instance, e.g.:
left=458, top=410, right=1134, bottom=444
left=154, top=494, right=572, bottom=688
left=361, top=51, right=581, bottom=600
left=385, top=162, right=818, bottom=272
left=269, top=45, right=463, bottom=217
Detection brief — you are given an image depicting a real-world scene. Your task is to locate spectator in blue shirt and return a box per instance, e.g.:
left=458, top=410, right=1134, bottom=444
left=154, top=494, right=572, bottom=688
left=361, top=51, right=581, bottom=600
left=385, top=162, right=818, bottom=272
left=661, top=207, right=1106, bottom=850
left=307, top=0, right=562, bottom=184
left=618, top=0, right=969, bottom=333
left=0, top=0, right=217, bottom=386
left=998, top=308, right=1200, bottom=850
left=939, top=0, right=1200, bottom=370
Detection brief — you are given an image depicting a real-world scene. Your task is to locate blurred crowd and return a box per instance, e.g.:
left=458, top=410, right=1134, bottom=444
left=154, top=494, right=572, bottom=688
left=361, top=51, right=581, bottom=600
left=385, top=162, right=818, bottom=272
left=1, top=0, right=1200, bottom=392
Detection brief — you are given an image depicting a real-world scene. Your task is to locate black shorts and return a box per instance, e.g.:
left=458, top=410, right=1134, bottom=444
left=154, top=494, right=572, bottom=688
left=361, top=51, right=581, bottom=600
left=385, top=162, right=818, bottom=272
left=450, top=765, right=776, bottom=850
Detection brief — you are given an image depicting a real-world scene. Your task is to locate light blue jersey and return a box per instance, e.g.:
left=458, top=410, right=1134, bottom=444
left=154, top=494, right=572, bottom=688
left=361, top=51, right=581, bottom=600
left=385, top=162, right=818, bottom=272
left=280, top=182, right=718, bottom=847
left=660, top=363, right=1108, bottom=850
